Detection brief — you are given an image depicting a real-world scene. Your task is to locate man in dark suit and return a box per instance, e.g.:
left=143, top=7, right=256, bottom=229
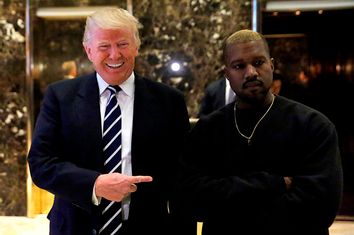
left=198, top=76, right=235, bottom=117
left=27, top=7, right=192, bottom=235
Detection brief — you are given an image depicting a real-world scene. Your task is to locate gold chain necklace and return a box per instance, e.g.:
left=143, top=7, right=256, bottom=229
left=233, top=95, right=275, bottom=146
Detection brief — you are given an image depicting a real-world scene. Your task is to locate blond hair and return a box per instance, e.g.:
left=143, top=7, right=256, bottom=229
left=82, top=7, right=141, bottom=48
left=222, top=29, right=270, bottom=63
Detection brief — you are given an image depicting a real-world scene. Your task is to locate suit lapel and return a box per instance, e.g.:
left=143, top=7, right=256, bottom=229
left=74, top=73, right=103, bottom=167
left=131, top=75, right=156, bottom=172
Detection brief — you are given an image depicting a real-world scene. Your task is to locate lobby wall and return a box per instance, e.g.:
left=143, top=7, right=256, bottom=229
left=0, top=0, right=27, bottom=216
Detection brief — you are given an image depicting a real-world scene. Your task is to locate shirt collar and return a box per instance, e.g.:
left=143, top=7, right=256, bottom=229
left=225, top=77, right=231, bottom=90
left=97, top=72, right=135, bottom=97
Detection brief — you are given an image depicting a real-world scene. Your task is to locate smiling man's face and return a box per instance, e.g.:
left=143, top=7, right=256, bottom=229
left=84, top=26, right=138, bottom=85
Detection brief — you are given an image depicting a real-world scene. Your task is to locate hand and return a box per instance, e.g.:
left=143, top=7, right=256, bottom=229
left=95, top=173, right=153, bottom=202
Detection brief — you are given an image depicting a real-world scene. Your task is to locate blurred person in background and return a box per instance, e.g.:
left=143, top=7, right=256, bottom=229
left=198, top=75, right=235, bottom=117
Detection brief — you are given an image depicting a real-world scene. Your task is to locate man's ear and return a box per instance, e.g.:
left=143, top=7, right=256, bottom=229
left=83, top=43, right=93, bottom=62
left=134, top=46, right=139, bottom=57
left=223, top=67, right=229, bottom=81
left=270, top=57, right=275, bottom=72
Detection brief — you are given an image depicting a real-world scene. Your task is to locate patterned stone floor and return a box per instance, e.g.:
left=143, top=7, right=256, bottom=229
left=0, top=215, right=353, bottom=235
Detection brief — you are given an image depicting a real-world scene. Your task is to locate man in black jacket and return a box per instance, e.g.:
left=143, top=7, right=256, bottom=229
left=175, top=29, right=343, bottom=235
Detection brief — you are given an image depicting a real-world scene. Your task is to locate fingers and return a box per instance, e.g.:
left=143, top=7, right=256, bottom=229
left=96, top=173, right=152, bottom=201
left=130, top=183, right=137, bottom=192
left=132, top=175, right=153, bottom=184
left=127, top=176, right=152, bottom=195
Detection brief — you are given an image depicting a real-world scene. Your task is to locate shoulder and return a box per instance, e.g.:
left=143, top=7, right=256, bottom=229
left=196, top=102, right=233, bottom=128
left=275, top=95, right=333, bottom=126
left=135, top=74, right=184, bottom=98
left=48, top=73, right=94, bottom=90
left=45, top=73, right=96, bottom=98
left=206, top=78, right=225, bottom=91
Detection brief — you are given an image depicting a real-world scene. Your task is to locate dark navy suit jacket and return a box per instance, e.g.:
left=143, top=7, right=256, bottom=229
left=27, top=72, right=190, bottom=235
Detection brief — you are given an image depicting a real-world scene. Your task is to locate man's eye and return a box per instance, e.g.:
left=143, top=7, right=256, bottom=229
left=99, top=45, right=109, bottom=50
left=254, top=60, right=265, bottom=66
left=118, top=42, right=129, bottom=48
left=232, top=64, right=244, bottom=70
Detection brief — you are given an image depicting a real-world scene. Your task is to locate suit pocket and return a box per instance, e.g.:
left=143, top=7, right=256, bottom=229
left=49, top=199, right=96, bottom=235
left=48, top=208, right=65, bottom=234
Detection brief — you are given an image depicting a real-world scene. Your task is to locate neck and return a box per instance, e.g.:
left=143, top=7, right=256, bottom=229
left=236, top=92, right=274, bottom=109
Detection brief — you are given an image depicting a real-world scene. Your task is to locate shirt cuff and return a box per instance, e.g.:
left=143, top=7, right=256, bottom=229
left=92, top=181, right=102, bottom=205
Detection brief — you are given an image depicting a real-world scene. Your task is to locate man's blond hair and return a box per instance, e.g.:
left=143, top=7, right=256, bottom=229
left=222, top=29, right=270, bottom=63
left=82, top=7, right=141, bottom=48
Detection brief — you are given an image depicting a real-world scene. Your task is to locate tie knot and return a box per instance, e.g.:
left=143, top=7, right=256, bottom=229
left=108, top=85, right=121, bottom=94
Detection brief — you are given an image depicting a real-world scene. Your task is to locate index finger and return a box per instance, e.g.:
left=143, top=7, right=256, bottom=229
left=132, top=175, right=153, bottom=184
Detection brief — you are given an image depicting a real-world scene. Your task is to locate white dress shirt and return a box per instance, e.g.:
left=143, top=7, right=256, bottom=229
left=225, top=78, right=236, bottom=105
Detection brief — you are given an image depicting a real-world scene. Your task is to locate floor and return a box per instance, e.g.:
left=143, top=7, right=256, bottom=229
left=0, top=215, right=353, bottom=235
left=0, top=215, right=48, bottom=235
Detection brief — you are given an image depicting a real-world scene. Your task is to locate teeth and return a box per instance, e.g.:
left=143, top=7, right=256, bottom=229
left=107, top=62, right=123, bottom=68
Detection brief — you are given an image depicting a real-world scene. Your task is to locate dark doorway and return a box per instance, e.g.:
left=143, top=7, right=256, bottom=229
left=263, top=8, right=354, bottom=218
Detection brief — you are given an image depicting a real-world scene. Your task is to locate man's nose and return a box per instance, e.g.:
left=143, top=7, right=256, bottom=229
left=244, top=64, right=258, bottom=79
left=109, top=46, right=122, bottom=59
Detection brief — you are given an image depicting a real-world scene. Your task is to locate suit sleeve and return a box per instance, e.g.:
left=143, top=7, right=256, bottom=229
left=27, top=85, right=100, bottom=212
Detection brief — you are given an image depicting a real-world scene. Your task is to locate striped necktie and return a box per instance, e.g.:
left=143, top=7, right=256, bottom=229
left=99, top=85, right=123, bottom=235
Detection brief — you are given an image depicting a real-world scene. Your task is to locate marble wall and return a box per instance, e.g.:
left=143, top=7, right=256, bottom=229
left=133, top=0, right=251, bottom=116
left=0, top=0, right=27, bottom=215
